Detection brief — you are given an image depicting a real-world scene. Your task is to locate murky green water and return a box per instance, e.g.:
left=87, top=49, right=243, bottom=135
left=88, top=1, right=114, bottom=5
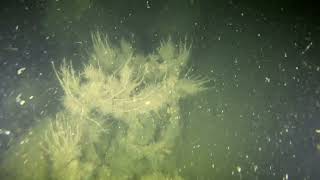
left=0, top=0, right=319, bottom=180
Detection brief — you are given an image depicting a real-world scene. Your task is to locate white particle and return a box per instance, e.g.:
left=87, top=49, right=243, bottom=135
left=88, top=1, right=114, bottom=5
left=16, top=93, right=26, bottom=105
left=301, top=41, right=312, bottom=54
left=0, top=129, right=11, bottom=135
left=16, top=93, right=22, bottom=103
left=20, top=100, right=26, bottom=105
left=17, top=67, right=26, bottom=75
left=236, top=166, right=241, bottom=173
left=146, top=1, right=151, bottom=8
left=265, top=77, right=271, bottom=83
left=315, top=129, right=320, bottom=133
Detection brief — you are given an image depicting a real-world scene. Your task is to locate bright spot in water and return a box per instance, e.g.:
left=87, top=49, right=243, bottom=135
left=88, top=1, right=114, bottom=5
left=0, top=129, right=11, bottom=135
left=236, top=166, right=241, bottom=173
left=265, top=77, right=271, bottom=83
left=145, top=101, right=151, bottom=105
left=16, top=93, right=26, bottom=105
left=301, top=41, right=312, bottom=54
left=19, top=100, right=26, bottom=105
left=17, top=67, right=26, bottom=75
left=146, top=0, right=151, bottom=8
left=16, top=93, right=22, bottom=102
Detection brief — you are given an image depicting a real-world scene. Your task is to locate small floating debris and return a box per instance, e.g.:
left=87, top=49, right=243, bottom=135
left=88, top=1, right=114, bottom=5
left=3, top=47, right=18, bottom=51
left=236, top=166, right=241, bottom=173
left=301, top=41, right=312, bottom=54
left=19, top=100, right=26, bottom=105
left=0, top=129, right=11, bottom=135
left=265, top=77, right=271, bottom=83
left=211, top=163, right=215, bottom=169
left=16, top=93, right=26, bottom=105
left=17, top=67, right=26, bottom=75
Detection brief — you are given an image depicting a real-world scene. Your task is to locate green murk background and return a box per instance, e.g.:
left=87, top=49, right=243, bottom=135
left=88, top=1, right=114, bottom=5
left=0, top=0, right=320, bottom=179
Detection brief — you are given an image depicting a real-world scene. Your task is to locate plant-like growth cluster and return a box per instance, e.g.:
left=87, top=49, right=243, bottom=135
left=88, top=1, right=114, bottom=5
left=0, top=32, right=207, bottom=180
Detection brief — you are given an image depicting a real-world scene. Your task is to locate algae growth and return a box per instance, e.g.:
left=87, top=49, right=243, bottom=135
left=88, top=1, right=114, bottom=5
left=0, top=32, right=207, bottom=180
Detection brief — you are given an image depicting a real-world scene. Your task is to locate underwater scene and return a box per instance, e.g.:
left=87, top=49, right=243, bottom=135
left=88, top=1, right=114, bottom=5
left=0, top=0, right=319, bottom=179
